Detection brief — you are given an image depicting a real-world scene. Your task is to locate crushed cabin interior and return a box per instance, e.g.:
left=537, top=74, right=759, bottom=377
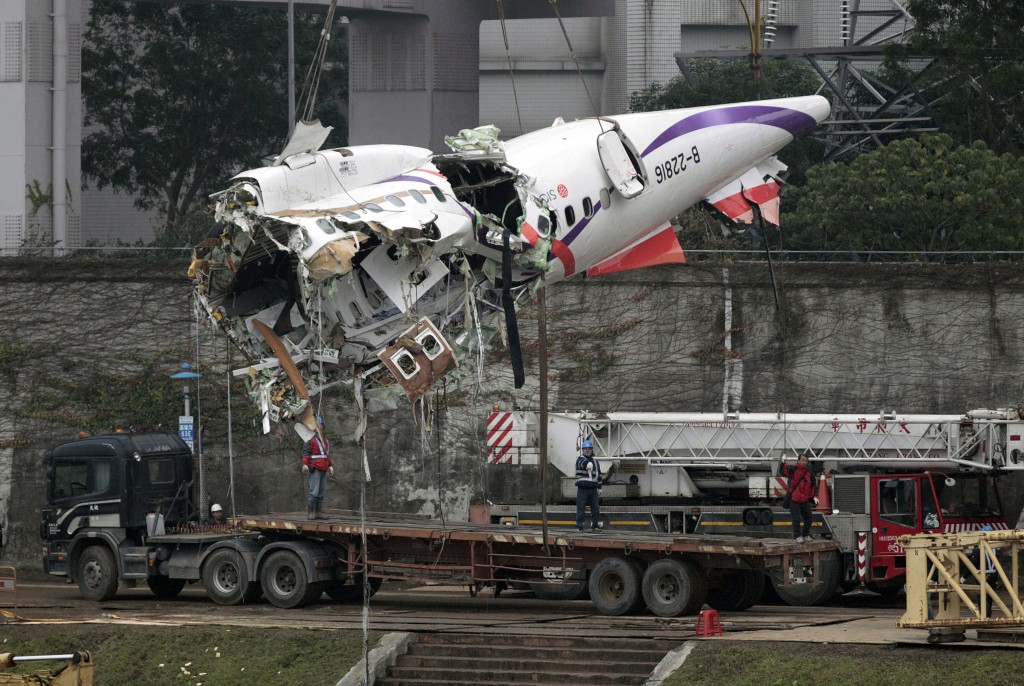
left=433, top=154, right=523, bottom=241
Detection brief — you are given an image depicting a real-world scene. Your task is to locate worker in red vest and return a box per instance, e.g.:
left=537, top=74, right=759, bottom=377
left=301, top=416, right=333, bottom=520
left=781, top=453, right=817, bottom=542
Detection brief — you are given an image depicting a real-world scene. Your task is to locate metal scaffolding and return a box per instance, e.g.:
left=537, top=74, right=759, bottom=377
left=899, top=529, right=1024, bottom=643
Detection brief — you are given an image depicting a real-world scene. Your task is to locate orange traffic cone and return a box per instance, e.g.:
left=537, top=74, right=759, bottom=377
left=813, top=472, right=831, bottom=512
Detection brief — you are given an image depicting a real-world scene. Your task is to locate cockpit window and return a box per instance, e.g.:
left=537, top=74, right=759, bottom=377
left=409, top=189, right=427, bottom=204
left=385, top=194, right=405, bottom=207
left=316, top=218, right=336, bottom=235
left=430, top=186, right=446, bottom=202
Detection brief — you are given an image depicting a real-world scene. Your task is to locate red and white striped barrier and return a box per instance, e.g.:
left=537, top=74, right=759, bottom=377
left=857, top=532, right=868, bottom=582
left=487, top=412, right=514, bottom=464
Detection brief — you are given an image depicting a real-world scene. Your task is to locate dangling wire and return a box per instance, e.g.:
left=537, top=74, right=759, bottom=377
left=496, top=0, right=524, bottom=135
left=549, top=0, right=600, bottom=119
left=226, top=337, right=236, bottom=517
left=296, top=0, right=338, bottom=122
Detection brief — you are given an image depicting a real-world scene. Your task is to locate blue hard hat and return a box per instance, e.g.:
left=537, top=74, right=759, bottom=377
left=582, top=440, right=593, bottom=449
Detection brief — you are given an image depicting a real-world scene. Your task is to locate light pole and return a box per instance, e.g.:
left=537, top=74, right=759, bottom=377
left=170, top=362, right=204, bottom=520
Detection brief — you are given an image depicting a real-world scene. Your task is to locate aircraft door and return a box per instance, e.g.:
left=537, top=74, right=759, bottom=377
left=597, top=131, right=644, bottom=199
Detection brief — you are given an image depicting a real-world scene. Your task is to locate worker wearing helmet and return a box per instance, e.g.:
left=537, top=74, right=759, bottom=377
left=575, top=439, right=602, bottom=532
left=302, top=415, right=334, bottom=520
left=210, top=503, right=224, bottom=525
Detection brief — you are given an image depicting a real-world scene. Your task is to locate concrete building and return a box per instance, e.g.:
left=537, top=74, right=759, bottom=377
left=0, top=0, right=82, bottom=255
left=1, top=1, right=892, bottom=251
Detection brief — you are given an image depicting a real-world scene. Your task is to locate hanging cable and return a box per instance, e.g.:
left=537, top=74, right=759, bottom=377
left=193, top=294, right=206, bottom=521
left=226, top=337, right=236, bottom=516
left=549, top=0, right=600, bottom=119
left=496, top=0, right=524, bottom=135
left=296, top=0, right=338, bottom=122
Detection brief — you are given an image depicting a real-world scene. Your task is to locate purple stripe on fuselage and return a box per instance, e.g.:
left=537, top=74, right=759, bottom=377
left=562, top=199, right=602, bottom=246
left=385, top=173, right=438, bottom=185
left=640, top=105, right=817, bottom=158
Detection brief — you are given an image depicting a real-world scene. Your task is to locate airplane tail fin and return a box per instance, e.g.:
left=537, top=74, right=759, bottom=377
left=704, top=158, right=787, bottom=227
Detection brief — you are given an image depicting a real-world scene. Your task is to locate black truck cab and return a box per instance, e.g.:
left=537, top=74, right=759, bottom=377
left=41, top=433, right=194, bottom=578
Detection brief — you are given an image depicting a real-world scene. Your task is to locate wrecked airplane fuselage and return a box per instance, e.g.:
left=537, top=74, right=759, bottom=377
left=192, top=129, right=542, bottom=433
left=191, top=96, right=831, bottom=436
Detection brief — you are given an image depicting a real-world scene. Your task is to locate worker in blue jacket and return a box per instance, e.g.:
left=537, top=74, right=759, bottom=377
left=575, top=440, right=602, bottom=531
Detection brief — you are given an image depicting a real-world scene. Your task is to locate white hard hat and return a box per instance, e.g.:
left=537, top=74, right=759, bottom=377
left=211, top=503, right=223, bottom=513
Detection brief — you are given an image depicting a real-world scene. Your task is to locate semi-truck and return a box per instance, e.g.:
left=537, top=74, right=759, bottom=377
left=484, top=408, right=1017, bottom=604
left=40, top=431, right=835, bottom=617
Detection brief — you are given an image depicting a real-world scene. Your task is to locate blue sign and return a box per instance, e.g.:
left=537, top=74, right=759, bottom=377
left=178, top=415, right=195, bottom=450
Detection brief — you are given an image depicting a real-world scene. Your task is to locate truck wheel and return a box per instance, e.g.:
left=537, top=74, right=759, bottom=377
left=147, top=575, right=186, bottom=599
left=325, top=576, right=383, bottom=603
left=260, top=550, right=322, bottom=609
left=589, top=557, right=643, bottom=616
left=642, top=558, right=708, bottom=617
left=77, top=546, right=118, bottom=602
left=203, top=549, right=260, bottom=605
left=706, top=569, right=764, bottom=612
left=530, top=581, right=590, bottom=601
left=772, top=550, right=841, bottom=607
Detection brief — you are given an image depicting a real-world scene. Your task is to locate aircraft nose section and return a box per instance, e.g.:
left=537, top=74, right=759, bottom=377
left=801, top=94, right=831, bottom=124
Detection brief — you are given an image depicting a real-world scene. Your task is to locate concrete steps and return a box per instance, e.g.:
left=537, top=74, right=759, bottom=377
left=377, top=633, right=674, bottom=686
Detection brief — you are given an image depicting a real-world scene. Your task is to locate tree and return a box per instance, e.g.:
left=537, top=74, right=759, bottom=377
left=82, top=1, right=347, bottom=244
left=886, top=0, right=1024, bottom=155
left=783, top=134, right=1024, bottom=258
left=629, top=58, right=822, bottom=113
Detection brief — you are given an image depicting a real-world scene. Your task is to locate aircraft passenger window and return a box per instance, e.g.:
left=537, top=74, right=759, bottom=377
left=564, top=206, right=576, bottom=226
left=385, top=194, right=405, bottom=207
left=600, top=188, right=611, bottom=210
left=364, top=203, right=383, bottom=213
left=430, top=186, right=446, bottom=202
left=583, top=197, right=594, bottom=218
left=536, top=215, right=550, bottom=235
left=409, top=189, right=427, bottom=204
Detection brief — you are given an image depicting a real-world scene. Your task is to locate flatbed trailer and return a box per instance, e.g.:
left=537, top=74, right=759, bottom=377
left=233, top=509, right=839, bottom=617
left=40, top=433, right=837, bottom=617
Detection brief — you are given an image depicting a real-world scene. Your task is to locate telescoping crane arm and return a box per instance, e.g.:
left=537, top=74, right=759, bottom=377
left=533, top=409, right=1024, bottom=499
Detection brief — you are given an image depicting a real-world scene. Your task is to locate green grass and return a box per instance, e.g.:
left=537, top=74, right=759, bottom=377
left=0, top=624, right=378, bottom=686
left=664, top=641, right=1024, bottom=686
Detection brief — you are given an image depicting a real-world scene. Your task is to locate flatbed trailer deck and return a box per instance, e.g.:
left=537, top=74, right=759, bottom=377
left=233, top=510, right=839, bottom=616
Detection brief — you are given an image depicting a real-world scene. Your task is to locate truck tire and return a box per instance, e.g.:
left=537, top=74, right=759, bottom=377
left=589, top=557, right=643, bottom=616
left=203, top=549, right=260, bottom=605
left=77, top=545, right=118, bottom=602
left=706, top=569, right=764, bottom=612
left=147, top=575, right=186, bottom=599
left=641, top=558, right=708, bottom=617
left=325, top=576, right=383, bottom=603
left=530, top=581, right=590, bottom=601
left=260, top=550, right=323, bottom=609
left=772, top=550, right=841, bottom=607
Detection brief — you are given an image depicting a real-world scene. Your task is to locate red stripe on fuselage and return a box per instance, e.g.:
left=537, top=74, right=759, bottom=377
left=520, top=221, right=576, bottom=277
left=550, top=239, right=576, bottom=277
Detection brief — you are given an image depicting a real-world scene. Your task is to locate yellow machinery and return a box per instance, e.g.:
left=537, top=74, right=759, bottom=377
left=0, top=652, right=93, bottom=685
left=899, top=529, right=1024, bottom=643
